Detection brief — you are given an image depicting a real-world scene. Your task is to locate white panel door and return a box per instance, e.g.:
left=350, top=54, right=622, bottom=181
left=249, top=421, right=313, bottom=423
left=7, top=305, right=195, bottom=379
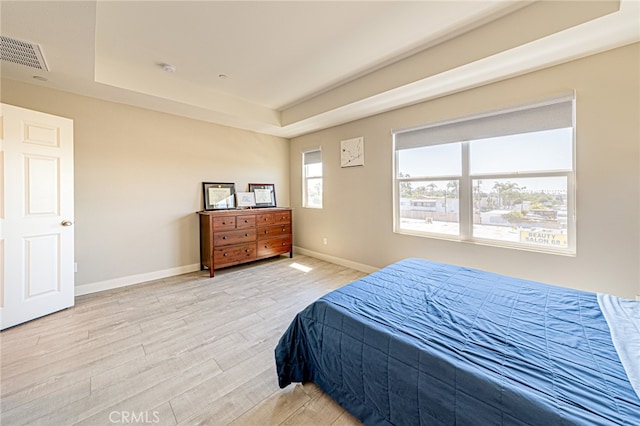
left=0, top=103, right=74, bottom=330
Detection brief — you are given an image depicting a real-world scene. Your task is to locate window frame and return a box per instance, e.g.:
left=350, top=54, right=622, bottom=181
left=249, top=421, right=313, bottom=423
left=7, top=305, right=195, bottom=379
left=392, top=96, right=576, bottom=255
left=302, top=148, right=323, bottom=209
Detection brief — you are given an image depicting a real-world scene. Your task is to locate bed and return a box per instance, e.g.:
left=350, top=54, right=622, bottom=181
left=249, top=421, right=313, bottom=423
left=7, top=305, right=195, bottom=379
left=275, top=258, right=640, bottom=425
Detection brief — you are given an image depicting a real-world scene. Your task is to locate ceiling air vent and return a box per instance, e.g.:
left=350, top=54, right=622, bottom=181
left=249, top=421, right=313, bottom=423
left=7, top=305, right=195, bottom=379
left=0, top=35, right=48, bottom=71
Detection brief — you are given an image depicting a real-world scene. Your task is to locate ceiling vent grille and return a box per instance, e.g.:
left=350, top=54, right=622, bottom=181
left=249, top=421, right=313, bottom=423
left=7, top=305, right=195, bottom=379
left=0, top=36, right=48, bottom=71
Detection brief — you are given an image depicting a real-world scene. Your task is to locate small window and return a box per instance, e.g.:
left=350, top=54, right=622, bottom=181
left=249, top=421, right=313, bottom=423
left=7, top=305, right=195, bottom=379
left=393, top=95, right=576, bottom=254
left=303, top=148, right=323, bottom=208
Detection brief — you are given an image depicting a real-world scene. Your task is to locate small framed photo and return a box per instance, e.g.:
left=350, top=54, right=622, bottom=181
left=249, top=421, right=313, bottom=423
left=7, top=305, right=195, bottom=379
left=203, top=182, right=236, bottom=210
left=249, top=183, right=276, bottom=208
left=236, top=192, right=256, bottom=208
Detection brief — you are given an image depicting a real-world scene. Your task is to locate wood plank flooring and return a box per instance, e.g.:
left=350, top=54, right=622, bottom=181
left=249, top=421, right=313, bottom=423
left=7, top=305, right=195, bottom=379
left=0, top=255, right=366, bottom=425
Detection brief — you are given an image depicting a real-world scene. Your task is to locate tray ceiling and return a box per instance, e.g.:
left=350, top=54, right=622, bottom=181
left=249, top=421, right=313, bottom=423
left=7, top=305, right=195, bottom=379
left=1, top=1, right=638, bottom=138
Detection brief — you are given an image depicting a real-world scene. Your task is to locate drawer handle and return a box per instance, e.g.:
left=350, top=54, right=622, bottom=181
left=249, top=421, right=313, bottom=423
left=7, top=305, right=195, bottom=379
left=244, top=219, right=248, bottom=223
left=244, top=233, right=248, bottom=237
left=264, top=230, right=268, bottom=234
left=264, top=245, right=268, bottom=248
left=222, top=222, right=227, bottom=225
left=282, top=227, right=285, bottom=231
left=245, top=249, right=250, bottom=253
left=282, top=242, right=286, bottom=246
left=222, top=236, right=227, bottom=240
left=223, top=253, right=228, bottom=257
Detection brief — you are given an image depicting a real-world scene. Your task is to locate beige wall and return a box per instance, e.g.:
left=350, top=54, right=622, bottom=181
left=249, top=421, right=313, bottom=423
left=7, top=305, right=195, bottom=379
left=2, top=44, right=638, bottom=298
left=1, top=80, right=290, bottom=289
left=290, top=43, right=640, bottom=299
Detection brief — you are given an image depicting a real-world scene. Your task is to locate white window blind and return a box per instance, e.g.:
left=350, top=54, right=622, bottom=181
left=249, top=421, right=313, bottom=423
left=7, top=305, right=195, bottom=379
left=303, top=149, right=322, bottom=165
left=395, top=97, right=574, bottom=150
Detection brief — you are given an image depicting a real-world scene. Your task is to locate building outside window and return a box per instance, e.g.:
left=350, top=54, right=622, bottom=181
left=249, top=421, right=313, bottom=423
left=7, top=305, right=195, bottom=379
left=393, top=95, right=575, bottom=254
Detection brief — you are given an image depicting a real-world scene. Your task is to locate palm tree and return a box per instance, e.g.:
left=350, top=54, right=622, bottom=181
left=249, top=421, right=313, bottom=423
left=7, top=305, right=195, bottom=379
left=443, top=181, right=459, bottom=217
left=446, top=181, right=459, bottom=197
left=474, top=180, right=483, bottom=218
left=492, top=182, right=504, bottom=208
left=398, top=172, right=412, bottom=197
left=493, top=181, right=521, bottom=208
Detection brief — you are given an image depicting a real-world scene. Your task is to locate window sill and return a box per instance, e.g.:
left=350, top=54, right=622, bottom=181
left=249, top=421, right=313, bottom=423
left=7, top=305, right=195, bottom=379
left=394, top=229, right=576, bottom=257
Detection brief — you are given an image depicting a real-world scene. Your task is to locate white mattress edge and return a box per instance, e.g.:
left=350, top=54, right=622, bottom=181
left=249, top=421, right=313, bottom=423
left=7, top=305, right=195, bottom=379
left=597, top=293, right=640, bottom=401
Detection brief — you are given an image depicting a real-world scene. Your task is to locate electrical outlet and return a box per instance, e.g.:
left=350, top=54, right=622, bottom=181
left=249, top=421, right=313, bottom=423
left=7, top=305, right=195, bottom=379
left=74, top=262, right=78, bottom=273
left=322, top=237, right=328, bottom=245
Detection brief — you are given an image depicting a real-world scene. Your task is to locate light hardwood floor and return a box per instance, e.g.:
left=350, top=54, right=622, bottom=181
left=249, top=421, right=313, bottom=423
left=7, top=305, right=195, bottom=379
left=0, top=255, right=366, bottom=425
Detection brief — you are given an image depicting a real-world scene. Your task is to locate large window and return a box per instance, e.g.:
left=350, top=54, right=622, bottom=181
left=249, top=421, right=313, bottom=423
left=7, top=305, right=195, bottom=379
left=393, top=96, right=575, bottom=254
left=303, top=148, right=323, bottom=208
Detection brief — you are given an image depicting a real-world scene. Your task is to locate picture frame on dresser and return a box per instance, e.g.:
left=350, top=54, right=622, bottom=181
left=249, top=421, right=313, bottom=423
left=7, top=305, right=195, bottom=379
left=203, top=182, right=236, bottom=210
left=236, top=192, right=256, bottom=208
left=248, top=183, right=276, bottom=208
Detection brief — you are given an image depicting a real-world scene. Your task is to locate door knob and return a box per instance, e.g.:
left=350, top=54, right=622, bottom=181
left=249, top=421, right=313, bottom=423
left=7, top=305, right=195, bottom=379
left=61, top=220, right=73, bottom=227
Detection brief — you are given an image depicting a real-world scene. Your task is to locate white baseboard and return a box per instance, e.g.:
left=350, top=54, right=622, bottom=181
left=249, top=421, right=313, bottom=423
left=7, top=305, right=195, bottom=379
left=75, top=263, right=201, bottom=296
left=76, top=248, right=376, bottom=297
left=294, top=247, right=378, bottom=274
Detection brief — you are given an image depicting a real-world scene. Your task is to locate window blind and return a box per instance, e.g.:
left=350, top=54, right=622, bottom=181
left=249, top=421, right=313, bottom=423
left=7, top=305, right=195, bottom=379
left=394, top=96, right=574, bottom=150
left=303, top=149, right=322, bottom=165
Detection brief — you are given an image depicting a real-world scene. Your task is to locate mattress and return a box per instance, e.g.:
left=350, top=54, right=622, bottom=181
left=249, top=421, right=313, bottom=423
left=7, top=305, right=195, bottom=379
left=275, top=258, right=640, bottom=425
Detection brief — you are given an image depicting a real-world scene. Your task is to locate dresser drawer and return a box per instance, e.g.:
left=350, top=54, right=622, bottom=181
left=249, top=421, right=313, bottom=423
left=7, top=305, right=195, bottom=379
left=213, top=228, right=257, bottom=246
left=257, top=235, right=292, bottom=257
left=258, top=224, right=291, bottom=240
left=236, top=215, right=256, bottom=229
left=257, top=211, right=291, bottom=226
left=214, top=243, right=257, bottom=266
left=273, top=211, right=291, bottom=225
left=213, top=216, right=236, bottom=230
left=256, top=213, right=275, bottom=226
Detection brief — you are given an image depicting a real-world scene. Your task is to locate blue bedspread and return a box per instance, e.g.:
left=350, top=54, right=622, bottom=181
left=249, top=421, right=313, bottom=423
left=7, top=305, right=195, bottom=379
left=275, top=258, right=640, bottom=425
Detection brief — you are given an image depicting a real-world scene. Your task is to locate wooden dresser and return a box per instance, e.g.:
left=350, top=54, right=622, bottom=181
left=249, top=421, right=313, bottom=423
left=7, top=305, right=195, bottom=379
left=198, top=208, right=292, bottom=277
